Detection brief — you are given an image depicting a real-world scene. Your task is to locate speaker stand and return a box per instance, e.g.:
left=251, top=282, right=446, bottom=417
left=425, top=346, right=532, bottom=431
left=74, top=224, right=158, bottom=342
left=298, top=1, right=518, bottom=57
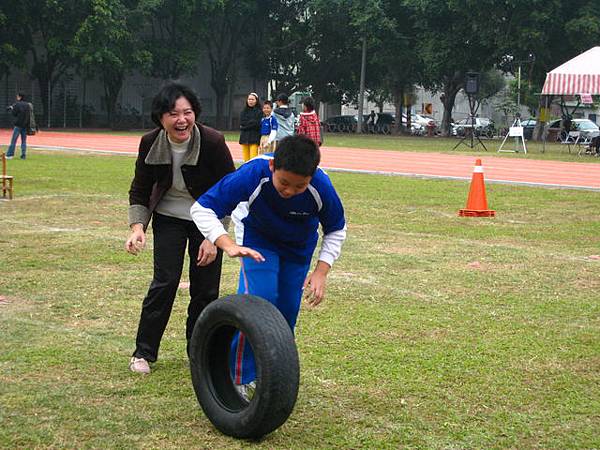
left=452, top=94, right=488, bottom=151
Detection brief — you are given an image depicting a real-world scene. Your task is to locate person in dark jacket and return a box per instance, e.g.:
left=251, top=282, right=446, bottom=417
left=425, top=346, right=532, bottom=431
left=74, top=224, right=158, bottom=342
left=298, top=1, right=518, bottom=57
left=239, top=92, right=262, bottom=161
left=6, top=93, right=32, bottom=160
left=125, top=82, right=235, bottom=374
left=273, top=93, right=295, bottom=146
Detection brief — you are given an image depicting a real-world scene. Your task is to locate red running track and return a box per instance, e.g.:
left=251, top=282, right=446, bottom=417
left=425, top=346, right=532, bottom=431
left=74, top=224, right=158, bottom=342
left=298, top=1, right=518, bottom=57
left=2, top=129, right=599, bottom=190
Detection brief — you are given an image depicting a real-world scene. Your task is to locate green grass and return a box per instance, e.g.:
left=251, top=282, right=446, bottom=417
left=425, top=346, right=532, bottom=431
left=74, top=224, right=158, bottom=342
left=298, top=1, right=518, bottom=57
left=1, top=150, right=599, bottom=449
left=47, top=128, right=600, bottom=163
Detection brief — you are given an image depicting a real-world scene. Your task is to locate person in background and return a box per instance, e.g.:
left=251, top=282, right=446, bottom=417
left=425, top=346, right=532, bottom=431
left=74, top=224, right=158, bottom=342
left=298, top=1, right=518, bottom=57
left=239, top=92, right=262, bottom=162
left=125, top=82, right=235, bottom=375
left=273, top=93, right=295, bottom=146
left=259, top=100, right=278, bottom=154
left=297, top=96, right=322, bottom=146
left=5, top=93, right=32, bottom=160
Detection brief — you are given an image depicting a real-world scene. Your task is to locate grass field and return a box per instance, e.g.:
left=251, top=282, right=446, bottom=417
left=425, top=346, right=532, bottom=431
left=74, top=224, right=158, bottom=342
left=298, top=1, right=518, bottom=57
left=1, top=150, right=599, bottom=449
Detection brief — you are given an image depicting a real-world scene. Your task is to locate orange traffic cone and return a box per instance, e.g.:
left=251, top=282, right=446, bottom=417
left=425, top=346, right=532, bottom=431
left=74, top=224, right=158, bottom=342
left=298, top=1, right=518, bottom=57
left=459, top=159, right=495, bottom=217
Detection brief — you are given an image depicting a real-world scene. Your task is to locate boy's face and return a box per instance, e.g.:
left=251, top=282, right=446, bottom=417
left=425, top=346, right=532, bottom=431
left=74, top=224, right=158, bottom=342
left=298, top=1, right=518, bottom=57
left=269, top=160, right=312, bottom=199
left=263, top=103, right=272, bottom=116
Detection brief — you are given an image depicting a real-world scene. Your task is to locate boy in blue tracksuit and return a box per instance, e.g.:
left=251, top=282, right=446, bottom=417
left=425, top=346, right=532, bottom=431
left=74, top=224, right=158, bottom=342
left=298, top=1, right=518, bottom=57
left=191, top=135, right=346, bottom=392
left=259, top=100, right=278, bottom=154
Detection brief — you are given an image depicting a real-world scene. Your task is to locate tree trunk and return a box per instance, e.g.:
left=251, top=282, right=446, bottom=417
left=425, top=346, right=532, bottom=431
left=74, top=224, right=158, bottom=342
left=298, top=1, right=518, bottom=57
left=392, top=87, right=403, bottom=135
left=32, top=67, right=52, bottom=127
left=104, top=71, right=124, bottom=129
left=440, top=81, right=461, bottom=137
left=211, top=78, right=228, bottom=130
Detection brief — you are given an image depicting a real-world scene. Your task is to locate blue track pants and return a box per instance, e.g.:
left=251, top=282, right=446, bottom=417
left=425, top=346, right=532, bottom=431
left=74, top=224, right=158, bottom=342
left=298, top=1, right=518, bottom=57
left=230, top=247, right=310, bottom=385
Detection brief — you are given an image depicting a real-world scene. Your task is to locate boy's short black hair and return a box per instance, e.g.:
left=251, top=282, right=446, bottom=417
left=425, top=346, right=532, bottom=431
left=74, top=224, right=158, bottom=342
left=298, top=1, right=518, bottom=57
left=263, top=100, right=273, bottom=107
left=151, top=82, right=201, bottom=128
left=276, top=93, right=289, bottom=104
left=273, top=135, right=321, bottom=177
left=302, top=96, right=315, bottom=112
left=17, top=92, right=26, bottom=100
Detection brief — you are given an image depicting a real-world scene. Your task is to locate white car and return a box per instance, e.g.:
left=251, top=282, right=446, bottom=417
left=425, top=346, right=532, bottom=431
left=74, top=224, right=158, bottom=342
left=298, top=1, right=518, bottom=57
left=546, top=118, right=599, bottom=142
left=411, top=114, right=439, bottom=131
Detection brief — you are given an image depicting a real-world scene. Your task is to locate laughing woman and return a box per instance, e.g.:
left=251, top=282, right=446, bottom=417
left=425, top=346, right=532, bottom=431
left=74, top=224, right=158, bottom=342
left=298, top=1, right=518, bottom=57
left=125, top=82, right=235, bottom=374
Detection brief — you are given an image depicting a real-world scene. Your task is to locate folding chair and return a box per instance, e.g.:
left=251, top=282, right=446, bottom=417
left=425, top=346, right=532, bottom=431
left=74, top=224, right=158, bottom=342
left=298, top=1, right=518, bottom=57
left=1, top=152, right=14, bottom=200
left=565, top=131, right=580, bottom=153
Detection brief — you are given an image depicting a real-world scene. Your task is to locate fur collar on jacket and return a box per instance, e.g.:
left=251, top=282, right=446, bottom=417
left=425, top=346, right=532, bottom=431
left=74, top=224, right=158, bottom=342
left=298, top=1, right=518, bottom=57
left=144, top=124, right=202, bottom=165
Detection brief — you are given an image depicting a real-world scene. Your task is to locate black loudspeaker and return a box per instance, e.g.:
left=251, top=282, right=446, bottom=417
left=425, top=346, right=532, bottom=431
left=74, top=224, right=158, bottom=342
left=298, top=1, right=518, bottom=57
left=464, top=72, right=480, bottom=95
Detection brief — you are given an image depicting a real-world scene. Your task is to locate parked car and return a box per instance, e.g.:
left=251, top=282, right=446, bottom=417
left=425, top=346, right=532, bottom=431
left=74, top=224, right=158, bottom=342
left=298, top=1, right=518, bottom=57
left=452, top=117, right=496, bottom=138
left=546, top=118, right=599, bottom=142
left=370, top=112, right=395, bottom=134
left=411, top=113, right=439, bottom=133
left=520, top=118, right=536, bottom=140
left=323, top=115, right=358, bottom=133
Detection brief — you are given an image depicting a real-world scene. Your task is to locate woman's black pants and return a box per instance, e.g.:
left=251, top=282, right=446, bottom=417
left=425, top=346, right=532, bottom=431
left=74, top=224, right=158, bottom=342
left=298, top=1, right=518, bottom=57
left=133, top=213, right=223, bottom=362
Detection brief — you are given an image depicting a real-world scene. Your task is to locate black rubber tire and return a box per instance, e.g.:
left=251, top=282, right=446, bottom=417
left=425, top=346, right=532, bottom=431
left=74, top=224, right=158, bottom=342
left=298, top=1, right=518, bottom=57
left=189, top=294, right=299, bottom=439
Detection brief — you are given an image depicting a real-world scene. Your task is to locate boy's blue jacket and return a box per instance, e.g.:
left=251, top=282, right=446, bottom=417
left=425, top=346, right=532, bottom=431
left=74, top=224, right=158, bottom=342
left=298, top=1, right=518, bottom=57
left=260, top=115, right=278, bottom=136
left=191, top=155, right=346, bottom=265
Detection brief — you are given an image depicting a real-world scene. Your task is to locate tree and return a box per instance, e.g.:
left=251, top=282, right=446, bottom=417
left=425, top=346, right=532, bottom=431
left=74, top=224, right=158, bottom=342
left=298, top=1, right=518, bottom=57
left=6, top=0, right=89, bottom=125
left=295, top=0, right=362, bottom=109
left=497, top=0, right=600, bottom=139
left=374, top=0, right=421, bottom=134
left=138, top=0, right=199, bottom=80
left=0, top=5, right=26, bottom=79
left=194, top=0, right=259, bottom=129
left=260, top=0, right=312, bottom=98
left=407, top=0, right=508, bottom=136
left=73, top=0, right=151, bottom=128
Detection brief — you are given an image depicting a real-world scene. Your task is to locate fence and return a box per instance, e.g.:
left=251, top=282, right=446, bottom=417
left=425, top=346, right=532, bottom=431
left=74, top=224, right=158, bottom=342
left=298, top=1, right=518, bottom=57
left=0, top=71, right=164, bottom=130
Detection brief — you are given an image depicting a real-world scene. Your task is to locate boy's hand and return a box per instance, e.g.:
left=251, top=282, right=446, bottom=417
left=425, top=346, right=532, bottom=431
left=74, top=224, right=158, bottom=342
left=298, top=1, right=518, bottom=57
left=224, top=243, right=265, bottom=262
left=197, top=239, right=217, bottom=266
left=214, top=234, right=265, bottom=262
left=303, top=261, right=331, bottom=307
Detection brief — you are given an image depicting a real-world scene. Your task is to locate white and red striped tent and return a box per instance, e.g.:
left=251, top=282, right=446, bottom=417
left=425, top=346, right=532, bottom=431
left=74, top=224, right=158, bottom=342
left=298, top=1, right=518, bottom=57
left=541, top=46, right=600, bottom=95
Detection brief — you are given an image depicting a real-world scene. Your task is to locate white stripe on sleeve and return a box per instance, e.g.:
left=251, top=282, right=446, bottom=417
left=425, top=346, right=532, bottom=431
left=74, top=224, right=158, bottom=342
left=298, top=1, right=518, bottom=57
left=318, top=226, right=347, bottom=267
left=190, top=202, right=228, bottom=244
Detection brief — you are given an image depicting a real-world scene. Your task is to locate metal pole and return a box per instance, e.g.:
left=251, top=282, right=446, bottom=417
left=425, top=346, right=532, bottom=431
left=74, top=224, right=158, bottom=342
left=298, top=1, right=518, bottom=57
left=47, top=80, right=51, bottom=128
left=357, top=37, right=367, bottom=134
left=79, top=79, right=84, bottom=128
left=63, top=83, right=67, bottom=128
left=517, top=64, right=521, bottom=110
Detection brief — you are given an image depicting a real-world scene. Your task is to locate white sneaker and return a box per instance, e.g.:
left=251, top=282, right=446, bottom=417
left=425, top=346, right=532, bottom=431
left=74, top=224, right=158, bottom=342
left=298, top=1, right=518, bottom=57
left=5, top=156, right=13, bottom=160
left=235, top=381, right=256, bottom=402
left=129, top=357, right=151, bottom=374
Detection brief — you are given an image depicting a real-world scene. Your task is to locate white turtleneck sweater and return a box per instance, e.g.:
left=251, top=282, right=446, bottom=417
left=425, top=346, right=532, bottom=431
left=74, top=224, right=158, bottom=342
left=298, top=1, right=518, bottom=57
left=155, top=135, right=195, bottom=220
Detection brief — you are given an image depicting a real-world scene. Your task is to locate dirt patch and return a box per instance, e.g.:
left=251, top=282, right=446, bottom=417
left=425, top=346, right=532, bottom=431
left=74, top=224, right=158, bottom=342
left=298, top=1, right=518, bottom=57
left=0, top=295, right=37, bottom=315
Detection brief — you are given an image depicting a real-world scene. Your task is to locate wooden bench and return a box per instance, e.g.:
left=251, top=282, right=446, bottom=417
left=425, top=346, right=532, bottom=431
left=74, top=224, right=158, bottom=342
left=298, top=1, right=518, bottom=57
left=1, top=152, right=14, bottom=200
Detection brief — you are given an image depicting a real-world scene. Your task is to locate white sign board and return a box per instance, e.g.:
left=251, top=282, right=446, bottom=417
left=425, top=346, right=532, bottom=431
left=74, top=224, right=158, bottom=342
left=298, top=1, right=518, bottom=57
left=509, top=126, right=524, bottom=137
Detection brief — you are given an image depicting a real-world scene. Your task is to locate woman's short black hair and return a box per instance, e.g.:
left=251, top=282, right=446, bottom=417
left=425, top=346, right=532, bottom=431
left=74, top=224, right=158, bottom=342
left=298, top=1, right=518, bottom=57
left=302, top=96, right=315, bottom=112
left=151, top=82, right=201, bottom=128
left=273, top=135, right=321, bottom=177
left=263, top=100, right=273, bottom=107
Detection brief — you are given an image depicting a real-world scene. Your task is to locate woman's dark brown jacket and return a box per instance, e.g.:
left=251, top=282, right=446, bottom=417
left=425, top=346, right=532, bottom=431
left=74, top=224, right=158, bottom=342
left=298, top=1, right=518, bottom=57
left=128, top=123, right=236, bottom=229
